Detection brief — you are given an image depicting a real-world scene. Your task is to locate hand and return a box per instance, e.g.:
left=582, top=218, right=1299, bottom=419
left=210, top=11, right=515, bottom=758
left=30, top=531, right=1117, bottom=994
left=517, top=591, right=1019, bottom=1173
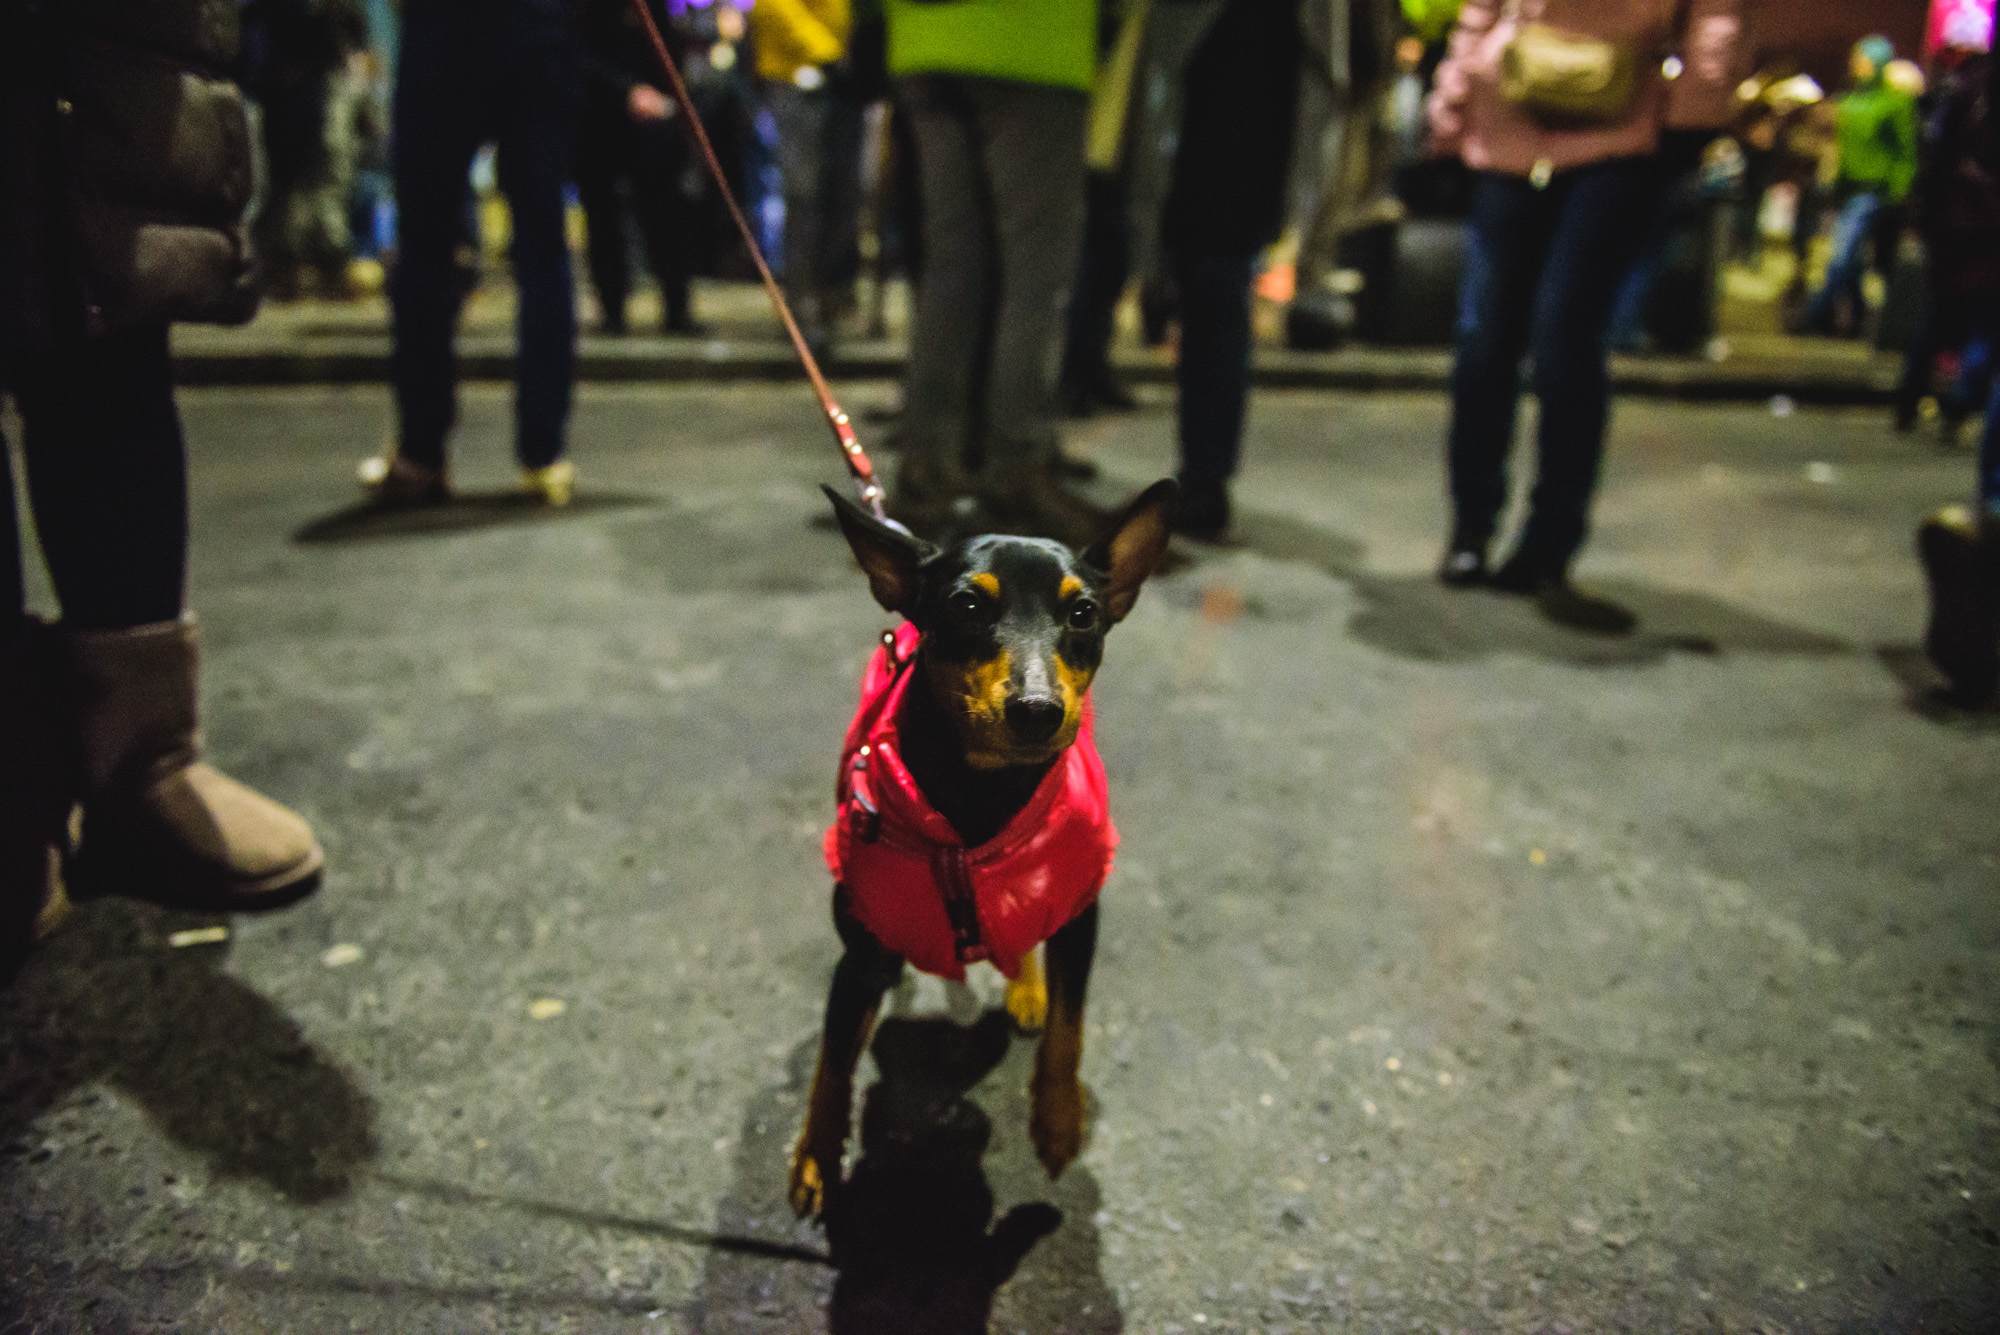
left=627, top=84, right=673, bottom=122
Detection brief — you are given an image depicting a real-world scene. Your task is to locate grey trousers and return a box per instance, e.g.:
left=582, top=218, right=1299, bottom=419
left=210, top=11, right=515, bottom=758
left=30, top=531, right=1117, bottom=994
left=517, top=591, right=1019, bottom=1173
left=897, top=75, right=1088, bottom=478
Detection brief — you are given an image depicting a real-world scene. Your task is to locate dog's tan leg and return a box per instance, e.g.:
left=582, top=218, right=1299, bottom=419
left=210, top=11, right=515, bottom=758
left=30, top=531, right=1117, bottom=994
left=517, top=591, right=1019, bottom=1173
left=1005, top=944, right=1047, bottom=1033
left=790, top=891, right=903, bottom=1218
left=1031, top=904, right=1097, bottom=1178
left=789, top=998, right=882, bottom=1218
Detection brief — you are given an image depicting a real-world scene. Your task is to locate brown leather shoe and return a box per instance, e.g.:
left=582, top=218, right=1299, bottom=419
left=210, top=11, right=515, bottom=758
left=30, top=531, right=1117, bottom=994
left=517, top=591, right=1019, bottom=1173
left=65, top=619, right=323, bottom=911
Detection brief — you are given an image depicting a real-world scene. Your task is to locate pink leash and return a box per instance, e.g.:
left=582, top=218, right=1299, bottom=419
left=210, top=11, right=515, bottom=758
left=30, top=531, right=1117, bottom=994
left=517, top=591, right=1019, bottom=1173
left=623, top=0, right=887, bottom=521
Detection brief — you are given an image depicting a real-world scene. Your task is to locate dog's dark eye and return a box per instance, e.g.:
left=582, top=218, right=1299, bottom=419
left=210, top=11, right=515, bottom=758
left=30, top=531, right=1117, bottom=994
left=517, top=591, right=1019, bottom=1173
left=949, top=590, right=992, bottom=621
left=1066, top=600, right=1099, bottom=631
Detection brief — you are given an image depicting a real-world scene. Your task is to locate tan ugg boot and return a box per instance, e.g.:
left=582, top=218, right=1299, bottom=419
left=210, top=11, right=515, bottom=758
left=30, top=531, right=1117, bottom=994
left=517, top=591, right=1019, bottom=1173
left=1, top=616, right=76, bottom=974
left=65, top=618, right=323, bottom=910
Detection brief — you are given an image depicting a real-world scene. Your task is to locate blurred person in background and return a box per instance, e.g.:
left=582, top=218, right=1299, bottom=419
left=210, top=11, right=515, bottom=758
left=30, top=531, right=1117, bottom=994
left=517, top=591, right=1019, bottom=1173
left=882, top=0, right=1099, bottom=543
left=1, top=0, right=324, bottom=966
left=359, top=0, right=584, bottom=508
left=577, top=0, right=704, bottom=336
left=238, top=0, right=371, bottom=298
left=1914, top=41, right=2000, bottom=708
left=752, top=0, right=860, bottom=360
left=1792, top=36, right=1919, bottom=338
left=1894, top=37, right=1994, bottom=436
left=1427, top=0, right=1746, bottom=634
left=1056, top=0, right=1147, bottom=423
left=1285, top=0, right=1405, bottom=344
left=1161, top=0, right=1305, bottom=540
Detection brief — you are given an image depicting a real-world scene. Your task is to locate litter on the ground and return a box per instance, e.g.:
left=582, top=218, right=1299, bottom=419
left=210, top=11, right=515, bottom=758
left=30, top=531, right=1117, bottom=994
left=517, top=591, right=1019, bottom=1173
left=167, top=926, right=228, bottom=948
left=529, top=998, right=566, bottom=1019
left=321, top=943, right=363, bottom=968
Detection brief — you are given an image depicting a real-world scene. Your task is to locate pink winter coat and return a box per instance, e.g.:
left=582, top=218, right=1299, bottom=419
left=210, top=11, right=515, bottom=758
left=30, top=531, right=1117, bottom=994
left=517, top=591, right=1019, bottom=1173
left=824, top=622, right=1117, bottom=983
left=1427, top=0, right=1749, bottom=177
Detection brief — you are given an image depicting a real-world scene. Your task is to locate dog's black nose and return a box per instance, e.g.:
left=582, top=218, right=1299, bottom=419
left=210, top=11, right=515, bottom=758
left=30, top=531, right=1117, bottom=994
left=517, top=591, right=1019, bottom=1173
left=1004, top=695, right=1065, bottom=743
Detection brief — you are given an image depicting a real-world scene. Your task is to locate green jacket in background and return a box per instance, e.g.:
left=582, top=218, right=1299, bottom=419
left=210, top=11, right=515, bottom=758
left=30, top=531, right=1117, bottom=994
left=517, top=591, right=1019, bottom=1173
left=885, top=0, right=1098, bottom=92
left=1836, top=79, right=1920, bottom=203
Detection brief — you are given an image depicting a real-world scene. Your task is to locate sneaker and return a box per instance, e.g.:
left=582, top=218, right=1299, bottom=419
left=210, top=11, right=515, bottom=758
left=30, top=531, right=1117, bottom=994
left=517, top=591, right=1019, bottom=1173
left=1437, top=531, right=1490, bottom=588
left=358, top=450, right=449, bottom=507
left=519, top=459, right=575, bottom=507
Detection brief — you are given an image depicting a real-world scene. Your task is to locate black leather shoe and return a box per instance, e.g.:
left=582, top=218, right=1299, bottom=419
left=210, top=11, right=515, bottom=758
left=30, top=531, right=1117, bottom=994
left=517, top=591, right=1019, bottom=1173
left=1171, top=478, right=1230, bottom=542
left=1487, top=550, right=1552, bottom=595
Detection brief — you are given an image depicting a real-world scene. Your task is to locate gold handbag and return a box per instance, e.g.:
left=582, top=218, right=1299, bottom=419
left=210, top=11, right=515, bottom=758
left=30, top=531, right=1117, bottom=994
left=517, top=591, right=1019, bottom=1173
left=1500, top=12, right=1641, bottom=127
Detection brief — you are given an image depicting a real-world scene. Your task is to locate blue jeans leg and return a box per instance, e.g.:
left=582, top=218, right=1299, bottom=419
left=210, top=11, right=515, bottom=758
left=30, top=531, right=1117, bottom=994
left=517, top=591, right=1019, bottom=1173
left=388, top=10, right=479, bottom=471
left=1804, top=191, right=1882, bottom=331
left=498, top=93, right=579, bottom=469
left=1447, top=172, right=1545, bottom=546
left=1173, top=248, right=1257, bottom=485
left=1516, top=157, right=1657, bottom=566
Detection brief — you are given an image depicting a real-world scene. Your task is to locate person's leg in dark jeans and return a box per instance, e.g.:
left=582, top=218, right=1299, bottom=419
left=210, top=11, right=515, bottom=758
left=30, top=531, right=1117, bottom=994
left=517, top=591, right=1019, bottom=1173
left=4, top=323, right=323, bottom=908
left=576, top=115, right=634, bottom=334
left=893, top=75, right=990, bottom=526
left=1059, top=170, right=1134, bottom=415
left=1802, top=190, right=1882, bottom=334
left=495, top=29, right=581, bottom=477
left=1512, top=156, right=1655, bottom=580
left=1171, top=246, right=1257, bottom=539
left=967, top=79, right=1087, bottom=494
left=11, top=325, right=187, bottom=630
left=629, top=117, right=699, bottom=333
left=1442, top=170, right=1548, bottom=582
left=768, top=80, right=834, bottom=351
left=386, top=4, right=482, bottom=483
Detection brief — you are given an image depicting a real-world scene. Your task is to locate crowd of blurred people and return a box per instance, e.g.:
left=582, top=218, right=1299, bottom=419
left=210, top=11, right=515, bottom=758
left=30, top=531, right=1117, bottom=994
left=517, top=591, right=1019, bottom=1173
left=4, top=0, right=2000, bottom=956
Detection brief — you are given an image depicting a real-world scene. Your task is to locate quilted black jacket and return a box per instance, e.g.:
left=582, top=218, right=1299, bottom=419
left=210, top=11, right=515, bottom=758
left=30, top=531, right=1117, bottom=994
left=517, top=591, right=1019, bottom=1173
left=1, top=0, right=259, bottom=348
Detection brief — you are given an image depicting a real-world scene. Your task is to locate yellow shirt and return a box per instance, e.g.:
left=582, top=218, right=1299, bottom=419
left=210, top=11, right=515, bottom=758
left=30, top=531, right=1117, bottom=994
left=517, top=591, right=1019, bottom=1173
left=750, top=0, right=851, bottom=83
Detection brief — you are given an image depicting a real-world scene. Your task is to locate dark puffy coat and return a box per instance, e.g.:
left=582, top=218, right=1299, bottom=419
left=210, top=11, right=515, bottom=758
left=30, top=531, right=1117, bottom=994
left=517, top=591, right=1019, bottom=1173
left=1162, top=0, right=1304, bottom=254
left=1, top=0, right=259, bottom=349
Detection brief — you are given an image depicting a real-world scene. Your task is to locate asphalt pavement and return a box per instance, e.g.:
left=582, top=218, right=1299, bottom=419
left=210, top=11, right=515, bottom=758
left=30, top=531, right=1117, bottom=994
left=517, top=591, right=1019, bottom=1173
left=1, top=383, right=1995, bottom=1333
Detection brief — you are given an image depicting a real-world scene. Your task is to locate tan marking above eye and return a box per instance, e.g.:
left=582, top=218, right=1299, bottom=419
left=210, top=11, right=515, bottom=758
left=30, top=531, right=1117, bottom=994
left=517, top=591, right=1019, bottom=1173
left=969, top=573, right=1001, bottom=598
left=1058, top=574, right=1084, bottom=601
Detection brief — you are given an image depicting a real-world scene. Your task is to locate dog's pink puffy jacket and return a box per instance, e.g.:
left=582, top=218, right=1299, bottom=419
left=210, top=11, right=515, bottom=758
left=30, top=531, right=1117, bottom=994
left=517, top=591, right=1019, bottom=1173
left=824, top=621, right=1117, bottom=982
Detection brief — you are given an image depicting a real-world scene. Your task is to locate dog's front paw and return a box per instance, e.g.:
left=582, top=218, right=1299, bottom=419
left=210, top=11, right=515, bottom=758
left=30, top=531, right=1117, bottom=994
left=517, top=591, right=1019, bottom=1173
left=1029, top=1071, right=1085, bottom=1179
left=1005, top=960, right=1047, bottom=1034
left=789, top=1135, right=834, bottom=1218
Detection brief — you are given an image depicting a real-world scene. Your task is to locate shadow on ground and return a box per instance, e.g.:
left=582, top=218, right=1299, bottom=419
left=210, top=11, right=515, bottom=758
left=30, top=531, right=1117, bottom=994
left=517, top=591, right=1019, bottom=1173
left=0, top=898, right=375, bottom=1203
left=1193, top=506, right=1850, bottom=666
left=694, top=1010, right=1120, bottom=1333
left=292, top=490, right=656, bottom=545
left=1877, top=643, right=2000, bottom=730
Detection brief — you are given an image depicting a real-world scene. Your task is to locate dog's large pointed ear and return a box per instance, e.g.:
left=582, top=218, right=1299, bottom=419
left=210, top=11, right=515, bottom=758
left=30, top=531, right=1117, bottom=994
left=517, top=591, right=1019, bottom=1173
left=823, top=485, right=932, bottom=616
left=1082, top=478, right=1177, bottom=623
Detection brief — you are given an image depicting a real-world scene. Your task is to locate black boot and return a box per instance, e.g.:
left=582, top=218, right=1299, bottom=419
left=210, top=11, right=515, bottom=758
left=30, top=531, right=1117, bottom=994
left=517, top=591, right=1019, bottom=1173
left=1919, top=506, right=2000, bottom=706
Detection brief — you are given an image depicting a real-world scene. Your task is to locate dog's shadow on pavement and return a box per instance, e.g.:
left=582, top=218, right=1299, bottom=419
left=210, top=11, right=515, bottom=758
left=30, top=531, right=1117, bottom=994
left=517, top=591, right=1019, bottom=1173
left=0, top=897, right=375, bottom=1203
left=291, top=490, right=655, bottom=545
left=693, top=1009, right=1122, bottom=1333
left=1209, top=505, right=1849, bottom=666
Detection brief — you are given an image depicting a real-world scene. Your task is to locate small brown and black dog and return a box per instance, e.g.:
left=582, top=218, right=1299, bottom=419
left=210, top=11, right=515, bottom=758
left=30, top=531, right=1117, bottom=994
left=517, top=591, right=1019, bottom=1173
left=791, top=480, right=1177, bottom=1218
